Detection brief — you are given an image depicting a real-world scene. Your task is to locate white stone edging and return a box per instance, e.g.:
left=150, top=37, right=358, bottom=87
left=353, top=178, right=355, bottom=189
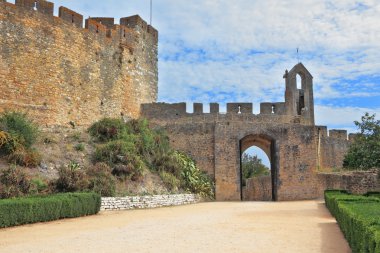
left=101, top=194, right=201, bottom=211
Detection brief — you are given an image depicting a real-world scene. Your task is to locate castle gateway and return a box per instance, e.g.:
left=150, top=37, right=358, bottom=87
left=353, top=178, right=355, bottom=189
left=142, top=63, right=353, bottom=201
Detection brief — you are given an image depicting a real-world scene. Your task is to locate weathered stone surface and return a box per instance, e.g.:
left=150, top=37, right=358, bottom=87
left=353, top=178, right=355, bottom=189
left=0, top=1, right=158, bottom=128
left=242, top=176, right=272, bottom=201
left=141, top=64, right=353, bottom=201
left=1, top=2, right=368, bottom=202
left=100, top=194, right=201, bottom=211
left=318, top=169, right=380, bottom=195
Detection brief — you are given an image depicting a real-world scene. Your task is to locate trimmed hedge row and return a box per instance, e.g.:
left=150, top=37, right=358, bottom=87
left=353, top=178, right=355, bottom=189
left=0, top=192, right=101, bottom=228
left=325, top=190, right=380, bottom=253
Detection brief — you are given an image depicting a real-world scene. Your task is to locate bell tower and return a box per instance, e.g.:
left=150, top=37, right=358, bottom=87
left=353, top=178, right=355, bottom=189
left=284, top=63, right=315, bottom=125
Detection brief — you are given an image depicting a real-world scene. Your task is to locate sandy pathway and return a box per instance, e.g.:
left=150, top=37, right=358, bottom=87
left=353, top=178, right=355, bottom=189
left=0, top=200, right=350, bottom=253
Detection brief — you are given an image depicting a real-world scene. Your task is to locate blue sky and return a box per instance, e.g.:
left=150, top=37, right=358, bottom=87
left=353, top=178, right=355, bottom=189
left=9, top=0, right=380, bottom=133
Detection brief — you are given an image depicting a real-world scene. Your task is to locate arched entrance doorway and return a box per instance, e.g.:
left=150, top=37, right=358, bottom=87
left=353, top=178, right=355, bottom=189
left=240, top=134, right=278, bottom=201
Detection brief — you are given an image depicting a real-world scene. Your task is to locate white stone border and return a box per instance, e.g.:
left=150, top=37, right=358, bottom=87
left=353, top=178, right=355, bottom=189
left=101, top=194, right=201, bottom=211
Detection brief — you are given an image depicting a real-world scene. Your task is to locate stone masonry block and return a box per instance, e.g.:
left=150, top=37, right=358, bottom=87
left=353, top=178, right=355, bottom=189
left=210, top=103, right=219, bottom=113
left=329, top=130, right=347, bottom=140
left=193, top=103, right=203, bottom=114
left=227, top=103, right=252, bottom=114
left=59, top=7, right=83, bottom=28
left=89, top=17, right=115, bottom=29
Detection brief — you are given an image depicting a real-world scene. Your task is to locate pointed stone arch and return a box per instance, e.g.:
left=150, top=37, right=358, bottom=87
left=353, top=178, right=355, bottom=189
left=239, top=134, right=279, bottom=201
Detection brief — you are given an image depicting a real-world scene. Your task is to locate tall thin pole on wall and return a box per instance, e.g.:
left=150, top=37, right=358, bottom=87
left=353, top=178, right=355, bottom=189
left=297, top=48, right=300, bottom=63
left=150, top=0, right=153, bottom=25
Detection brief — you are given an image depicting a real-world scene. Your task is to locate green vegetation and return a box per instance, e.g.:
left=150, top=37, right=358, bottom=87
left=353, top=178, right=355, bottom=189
left=74, top=143, right=85, bottom=152
left=241, top=153, right=270, bottom=186
left=343, top=113, right=380, bottom=170
left=88, top=118, right=215, bottom=198
left=30, top=177, right=49, bottom=195
left=176, top=152, right=214, bottom=198
left=160, top=171, right=180, bottom=191
left=88, top=118, right=128, bottom=142
left=0, top=112, right=41, bottom=166
left=0, top=193, right=101, bottom=228
left=0, top=115, right=214, bottom=199
left=52, top=162, right=90, bottom=193
left=0, top=166, right=31, bottom=198
left=0, top=166, right=50, bottom=198
left=86, top=163, right=116, bottom=197
left=325, top=190, right=380, bottom=253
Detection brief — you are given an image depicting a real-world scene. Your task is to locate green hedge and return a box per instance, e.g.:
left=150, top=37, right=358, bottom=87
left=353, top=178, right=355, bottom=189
left=325, top=190, right=380, bottom=253
left=0, top=192, right=101, bottom=228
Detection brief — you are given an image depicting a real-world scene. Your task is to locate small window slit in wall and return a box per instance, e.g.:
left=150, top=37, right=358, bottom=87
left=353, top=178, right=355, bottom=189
left=71, top=14, right=74, bottom=23
left=96, top=25, right=99, bottom=33
left=33, top=1, right=37, bottom=11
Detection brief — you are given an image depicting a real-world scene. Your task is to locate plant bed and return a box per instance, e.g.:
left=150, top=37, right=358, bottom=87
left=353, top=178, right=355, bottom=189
left=0, top=192, right=101, bottom=228
left=325, top=190, right=380, bottom=253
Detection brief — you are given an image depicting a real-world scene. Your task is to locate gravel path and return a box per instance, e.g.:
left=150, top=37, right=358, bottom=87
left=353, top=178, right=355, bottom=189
left=0, top=200, right=351, bottom=253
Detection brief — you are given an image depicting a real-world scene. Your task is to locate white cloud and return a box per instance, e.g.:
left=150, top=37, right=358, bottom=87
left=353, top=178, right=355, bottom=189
left=315, top=105, right=380, bottom=131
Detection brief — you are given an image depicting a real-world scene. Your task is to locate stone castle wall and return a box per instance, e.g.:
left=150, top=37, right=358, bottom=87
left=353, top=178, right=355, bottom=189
left=318, top=169, right=379, bottom=195
left=242, top=176, right=272, bottom=201
left=0, top=0, right=158, bottom=128
left=142, top=102, right=356, bottom=201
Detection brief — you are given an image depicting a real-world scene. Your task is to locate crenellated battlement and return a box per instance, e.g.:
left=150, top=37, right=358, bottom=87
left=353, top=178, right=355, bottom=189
left=316, top=126, right=358, bottom=141
left=142, top=102, right=357, bottom=142
left=143, top=102, right=300, bottom=117
left=141, top=102, right=309, bottom=125
left=1, top=0, right=158, bottom=44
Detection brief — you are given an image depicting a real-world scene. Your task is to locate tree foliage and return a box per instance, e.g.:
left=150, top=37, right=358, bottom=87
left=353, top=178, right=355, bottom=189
left=241, top=153, right=270, bottom=186
left=343, top=113, right=380, bottom=170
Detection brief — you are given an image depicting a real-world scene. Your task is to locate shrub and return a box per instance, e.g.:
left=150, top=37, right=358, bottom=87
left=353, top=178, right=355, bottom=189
left=89, top=118, right=171, bottom=171
left=325, top=190, right=380, bottom=252
left=153, top=152, right=182, bottom=177
left=52, top=162, right=89, bottom=193
left=70, top=131, right=82, bottom=141
left=86, top=163, right=116, bottom=197
left=7, top=146, right=41, bottom=167
left=160, top=171, right=180, bottom=191
left=112, top=164, right=133, bottom=177
left=175, top=152, right=215, bottom=199
left=30, top=177, right=49, bottom=195
left=74, top=143, right=85, bottom=152
left=0, top=193, right=101, bottom=228
left=94, top=139, right=146, bottom=181
left=89, top=117, right=215, bottom=196
left=0, top=112, right=38, bottom=155
left=0, top=166, right=31, bottom=198
left=94, top=140, right=136, bottom=165
left=88, top=118, right=127, bottom=142
left=0, top=130, right=10, bottom=148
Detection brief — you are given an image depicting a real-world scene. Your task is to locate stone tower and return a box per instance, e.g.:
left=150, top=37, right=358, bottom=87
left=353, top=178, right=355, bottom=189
left=284, top=63, right=315, bottom=125
left=0, top=0, right=158, bottom=127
